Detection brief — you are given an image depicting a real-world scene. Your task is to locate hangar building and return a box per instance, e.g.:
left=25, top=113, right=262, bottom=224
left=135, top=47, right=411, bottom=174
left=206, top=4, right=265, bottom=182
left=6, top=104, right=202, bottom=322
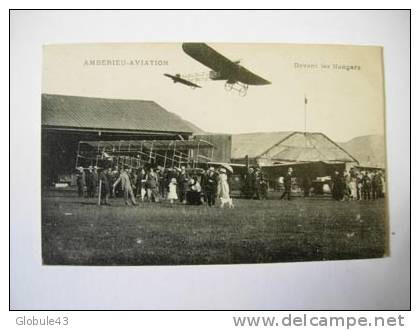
left=42, top=93, right=202, bottom=185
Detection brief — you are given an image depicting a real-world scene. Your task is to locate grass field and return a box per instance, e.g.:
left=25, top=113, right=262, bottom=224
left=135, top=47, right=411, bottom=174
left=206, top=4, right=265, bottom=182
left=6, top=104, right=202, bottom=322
left=42, top=190, right=388, bottom=265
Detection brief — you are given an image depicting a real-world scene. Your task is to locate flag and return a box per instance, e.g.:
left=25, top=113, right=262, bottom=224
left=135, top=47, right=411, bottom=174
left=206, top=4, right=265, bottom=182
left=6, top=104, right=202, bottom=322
left=304, top=95, right=308, bottom=104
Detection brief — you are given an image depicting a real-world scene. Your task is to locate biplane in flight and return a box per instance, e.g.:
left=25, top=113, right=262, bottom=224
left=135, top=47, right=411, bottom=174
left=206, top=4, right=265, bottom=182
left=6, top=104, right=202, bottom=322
left=163, top=73, right=201, bottom=89
left=181, top=42, right=271, bottom=96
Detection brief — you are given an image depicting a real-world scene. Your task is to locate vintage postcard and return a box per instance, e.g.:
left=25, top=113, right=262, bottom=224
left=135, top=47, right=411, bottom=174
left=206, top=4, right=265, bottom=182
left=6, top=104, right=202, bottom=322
left=41, top=42, right=387, bottom=265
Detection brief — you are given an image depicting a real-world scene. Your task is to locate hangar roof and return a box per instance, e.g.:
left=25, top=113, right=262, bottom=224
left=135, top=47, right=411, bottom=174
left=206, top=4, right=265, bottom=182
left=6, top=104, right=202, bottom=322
left=41, top=93, right=202, bottom=134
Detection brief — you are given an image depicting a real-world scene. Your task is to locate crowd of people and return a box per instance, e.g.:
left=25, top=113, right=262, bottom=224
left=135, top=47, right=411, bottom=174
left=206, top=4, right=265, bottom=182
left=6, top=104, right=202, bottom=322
left=75, top=164, right=231, bottom=207
left=76, top=165, right=98, bottom=198
left=241, top=166, right=385, bottom=202
left=331, top=168, right=386, bottom=201
left=242, top=167, right=269, bottom=200
left=75, top=164, right=385, bottom=206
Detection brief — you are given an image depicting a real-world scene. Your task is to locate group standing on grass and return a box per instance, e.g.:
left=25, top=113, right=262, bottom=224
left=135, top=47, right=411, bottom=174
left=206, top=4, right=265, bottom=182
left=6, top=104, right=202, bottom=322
left=242, top=166, right=269, bottom=200
left=76, top=165, right=98, bottom=198
left=331, top=168, right=385, bottom=201
left=75, top=163, right=385, bottom=206
left=76, top=164, right=232, bottom=207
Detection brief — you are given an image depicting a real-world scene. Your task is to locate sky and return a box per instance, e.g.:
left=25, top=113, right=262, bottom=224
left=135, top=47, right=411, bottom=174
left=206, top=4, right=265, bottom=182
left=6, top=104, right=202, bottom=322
left=42, top=43, right=386, bottom=142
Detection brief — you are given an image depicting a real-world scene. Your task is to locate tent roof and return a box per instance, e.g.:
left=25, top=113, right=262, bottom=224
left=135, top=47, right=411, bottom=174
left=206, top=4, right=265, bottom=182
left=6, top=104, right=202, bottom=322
left=42, top=93, right=202, bottom=134
left=231, top=131, right=358, bottom=163
left=231, top=132, right=293, bottom=158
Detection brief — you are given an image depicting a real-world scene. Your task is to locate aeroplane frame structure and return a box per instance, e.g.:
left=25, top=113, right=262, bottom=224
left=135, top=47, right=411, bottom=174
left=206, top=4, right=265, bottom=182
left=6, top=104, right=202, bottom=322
left=75, top=139, right=215, bottom=170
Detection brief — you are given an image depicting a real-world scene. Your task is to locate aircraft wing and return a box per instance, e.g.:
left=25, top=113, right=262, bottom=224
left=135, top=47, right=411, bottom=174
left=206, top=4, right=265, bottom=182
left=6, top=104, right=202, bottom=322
left=182, top=43, right=271, bottom=86
left=164, top=73, right=201, bottom=88
left=164, top=73, right=177, bottom=80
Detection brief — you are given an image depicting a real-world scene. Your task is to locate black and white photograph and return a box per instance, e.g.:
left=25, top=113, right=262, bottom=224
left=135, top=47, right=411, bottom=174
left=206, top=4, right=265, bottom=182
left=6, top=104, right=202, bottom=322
left=8, top=7, right=413, bottom=313
left=41, top=42, right=388, bottom=266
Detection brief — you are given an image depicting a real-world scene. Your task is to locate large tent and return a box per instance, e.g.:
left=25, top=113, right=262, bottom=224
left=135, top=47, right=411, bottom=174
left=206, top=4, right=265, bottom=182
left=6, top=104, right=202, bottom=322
left=231, top=132, right=359, bottom=189
left=231, top=131, right=358, bottom=166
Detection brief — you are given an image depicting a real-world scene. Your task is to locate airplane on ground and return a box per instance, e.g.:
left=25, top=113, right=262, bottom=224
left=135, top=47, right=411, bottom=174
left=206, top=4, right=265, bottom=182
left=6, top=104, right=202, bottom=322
left=182, top=43, right=271, bottom=96
left=163, top=73, right=201, bottom=89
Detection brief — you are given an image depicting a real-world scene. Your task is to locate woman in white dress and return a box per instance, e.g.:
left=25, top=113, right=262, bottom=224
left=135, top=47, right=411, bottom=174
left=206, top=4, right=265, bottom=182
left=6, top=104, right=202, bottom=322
left=167, top=177, right=178, bottom=204
left=349, top=176, right=357, bottom=200
left=217, top=168, right=233, bottom=207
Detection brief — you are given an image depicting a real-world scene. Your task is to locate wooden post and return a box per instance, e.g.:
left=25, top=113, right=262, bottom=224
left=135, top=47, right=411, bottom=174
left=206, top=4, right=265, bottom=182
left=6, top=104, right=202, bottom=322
left=164, top=150, right=168, bottom=168
left=75, top=142, right=81, bottom=169
left=149, top=141, right=154, bottom=163
left=96, top=142, right=101, bottom=166
left=172, top=141, right=176, bottom=167
left=196, top=141, right=200, bottom=168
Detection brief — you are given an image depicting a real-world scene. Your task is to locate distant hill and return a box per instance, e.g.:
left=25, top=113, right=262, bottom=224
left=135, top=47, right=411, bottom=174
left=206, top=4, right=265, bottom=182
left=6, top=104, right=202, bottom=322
left=339, top=135, right=386, bottom=168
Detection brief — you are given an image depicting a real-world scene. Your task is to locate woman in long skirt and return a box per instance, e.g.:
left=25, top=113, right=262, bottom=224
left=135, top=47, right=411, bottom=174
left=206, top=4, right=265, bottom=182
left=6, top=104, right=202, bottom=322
left=167, top=178, right=178, bottom=204
left=349, top=176, right=358, bottom=200
left=217, top=168, right=230, bottom=201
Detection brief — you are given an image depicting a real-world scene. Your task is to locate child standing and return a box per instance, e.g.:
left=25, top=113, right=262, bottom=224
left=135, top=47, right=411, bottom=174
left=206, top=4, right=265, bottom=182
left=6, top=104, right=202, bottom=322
left=168, top=177, right=178, bottom=204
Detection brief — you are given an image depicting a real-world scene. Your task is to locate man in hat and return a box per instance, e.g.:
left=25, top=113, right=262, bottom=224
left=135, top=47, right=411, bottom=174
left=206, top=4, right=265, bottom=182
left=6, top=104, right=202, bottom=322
left=362, top=171, right=372, bottom=200
left=356, top=171, right=363, bottom=200
left=76, top=166, right=86, bottom=197
left=255, top=168, right=268, bottom=200
left=85, top=165, right=94, bottom=198
left=135, top=167, right=147, bottom=201
left=99, top=167, right=112, bottom=206
left=146, top=167, right=160, bottom=202
left=156, top=165, right=165, bottom=198
left=331, top=170, right=343, bottom=201
left=243, top=167, right=256, bottom=199
left=280, top=167, right=293, bottom=200
left=92, top=166, right=99, bottom=197
left=371, top=171, right=380, bottom=200
left=113, top=167, right=137, bottom=206
left=110, top=165, right=120, bottom=197
left=178, top=166, right=189, bottom=204
left=202, top=166, right=218, bottom=206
